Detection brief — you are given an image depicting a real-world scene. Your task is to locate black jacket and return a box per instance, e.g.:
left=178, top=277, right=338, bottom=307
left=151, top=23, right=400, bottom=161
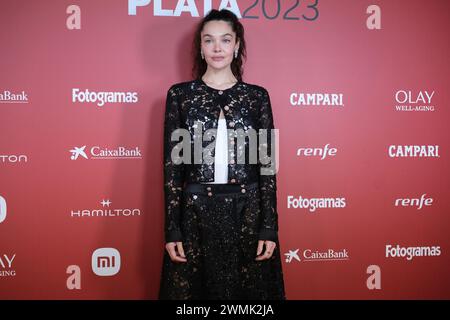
left=163, top=78, right=279, bottom=243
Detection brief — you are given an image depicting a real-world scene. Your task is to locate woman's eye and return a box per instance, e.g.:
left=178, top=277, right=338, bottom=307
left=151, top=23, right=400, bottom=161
left=204, top=39, right=230, bottom=43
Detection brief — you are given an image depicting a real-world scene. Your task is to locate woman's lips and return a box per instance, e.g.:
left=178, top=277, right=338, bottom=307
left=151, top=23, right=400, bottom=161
left=212, top=57, right=224, bottom=61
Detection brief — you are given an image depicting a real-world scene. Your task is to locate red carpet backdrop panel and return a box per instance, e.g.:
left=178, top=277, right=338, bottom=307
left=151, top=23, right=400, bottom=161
left=0, top=0, right=449, bottom=299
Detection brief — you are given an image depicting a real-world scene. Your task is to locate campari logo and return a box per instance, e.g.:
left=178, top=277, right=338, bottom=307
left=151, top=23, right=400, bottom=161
left=290, top=92, right=344, bottom=107
left=388, top=145, right=440, bottom=158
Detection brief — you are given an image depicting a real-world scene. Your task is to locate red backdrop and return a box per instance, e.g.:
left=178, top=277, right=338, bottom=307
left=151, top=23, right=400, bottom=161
left=0, top=0, right=449, bottom=299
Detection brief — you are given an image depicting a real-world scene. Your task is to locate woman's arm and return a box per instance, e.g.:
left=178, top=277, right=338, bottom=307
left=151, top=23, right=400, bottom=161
left=257, top=88, right=279, bottom=242
left=163, top=85, right=185, bottom=243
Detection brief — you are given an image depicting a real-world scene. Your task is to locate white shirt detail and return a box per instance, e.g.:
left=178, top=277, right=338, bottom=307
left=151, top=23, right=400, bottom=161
left=203, top=109, right=228, bottom=184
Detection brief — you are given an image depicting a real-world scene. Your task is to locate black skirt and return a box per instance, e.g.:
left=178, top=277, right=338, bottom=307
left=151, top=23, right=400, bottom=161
left=159, top=182, right=286, bottom=300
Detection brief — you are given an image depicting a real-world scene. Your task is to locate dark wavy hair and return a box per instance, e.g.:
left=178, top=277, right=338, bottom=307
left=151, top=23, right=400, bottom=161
left=191, top=9, right=247, bottom=82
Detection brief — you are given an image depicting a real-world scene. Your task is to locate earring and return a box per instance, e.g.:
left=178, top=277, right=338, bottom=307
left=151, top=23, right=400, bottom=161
left=234, top=48, right=238, bottom=58
left=201, top=51, right=204, bottom=60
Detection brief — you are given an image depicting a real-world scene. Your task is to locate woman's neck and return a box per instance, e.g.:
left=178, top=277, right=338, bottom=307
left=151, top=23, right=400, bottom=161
left=201, top=69, right=238, bottom=86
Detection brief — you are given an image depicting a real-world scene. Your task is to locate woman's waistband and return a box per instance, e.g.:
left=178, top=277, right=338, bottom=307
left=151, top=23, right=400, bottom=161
left=184, top=181, right=259, bottom=196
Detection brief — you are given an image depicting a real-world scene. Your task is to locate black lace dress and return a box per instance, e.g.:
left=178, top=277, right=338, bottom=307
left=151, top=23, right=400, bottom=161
left=159, top=78, right=286, bottom=300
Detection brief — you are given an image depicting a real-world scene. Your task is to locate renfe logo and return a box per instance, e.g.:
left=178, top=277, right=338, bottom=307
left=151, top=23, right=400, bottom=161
left=92, top=248, right=121, bottom=276
left=0, top=196, right=6, bottom=223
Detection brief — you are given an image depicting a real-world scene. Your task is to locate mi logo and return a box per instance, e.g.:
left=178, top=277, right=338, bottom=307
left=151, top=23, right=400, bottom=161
left=92, top=248, right=121, bottom=276
left=0, top=195, right=7, bottom=223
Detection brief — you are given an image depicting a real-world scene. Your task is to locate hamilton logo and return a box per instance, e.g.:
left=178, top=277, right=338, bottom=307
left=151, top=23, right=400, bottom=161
left=100, top=199, right=112, bottom=207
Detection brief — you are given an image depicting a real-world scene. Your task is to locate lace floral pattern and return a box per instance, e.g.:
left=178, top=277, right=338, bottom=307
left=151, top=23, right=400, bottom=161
left=163, top=79, right=279, bottom=243
left=159, top=184, right=286, bottom=300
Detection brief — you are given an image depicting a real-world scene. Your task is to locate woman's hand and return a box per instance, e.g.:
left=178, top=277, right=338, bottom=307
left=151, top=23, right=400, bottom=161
left=255, top=240, right=276, bottom=261
left=165, top=242, right=187, bottom=263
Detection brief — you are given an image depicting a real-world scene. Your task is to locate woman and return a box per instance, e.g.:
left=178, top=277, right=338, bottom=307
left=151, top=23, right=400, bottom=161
left=159, top=9, right=285, bottom=300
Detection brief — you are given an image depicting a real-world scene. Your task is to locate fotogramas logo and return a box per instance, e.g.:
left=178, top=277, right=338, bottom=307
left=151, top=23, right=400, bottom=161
left=394, top=90, right=435, bottom=112
left=290, top=92, right=344, bottom=108
left=0, top=195, right=6, bottom=223
left=0, top=154, right=28, bottom=164
left=69, top=145, right=142, bottom=160
left=287, top=195, right=346, bottom=212
left=71, top=199, right=141, bottom=218
left=388, top=145, right=440, bottom=158
left=0, top=254, right=16, bottom=277
left=92, top=248, right=121, bottom=276
left=0, top=90, right=29, bottom=104
left=72, top=88, right=138, bottom=107
left=385, top=244, right=441, bottom=261
left=284, top=248, right=349, bottom=263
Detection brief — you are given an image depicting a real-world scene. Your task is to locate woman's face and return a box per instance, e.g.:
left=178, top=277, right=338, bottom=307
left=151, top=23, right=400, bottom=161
left=200, top=20, right=239, bottom=71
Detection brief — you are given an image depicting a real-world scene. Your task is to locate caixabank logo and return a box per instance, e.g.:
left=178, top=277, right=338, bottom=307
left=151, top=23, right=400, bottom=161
left=284, top=248, right=349, bottom=263
left=0, top=90, right=28, bottom=104
left=284, top=249, right=301, bottom=263
left=70, top=145, right=142, bottom=160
